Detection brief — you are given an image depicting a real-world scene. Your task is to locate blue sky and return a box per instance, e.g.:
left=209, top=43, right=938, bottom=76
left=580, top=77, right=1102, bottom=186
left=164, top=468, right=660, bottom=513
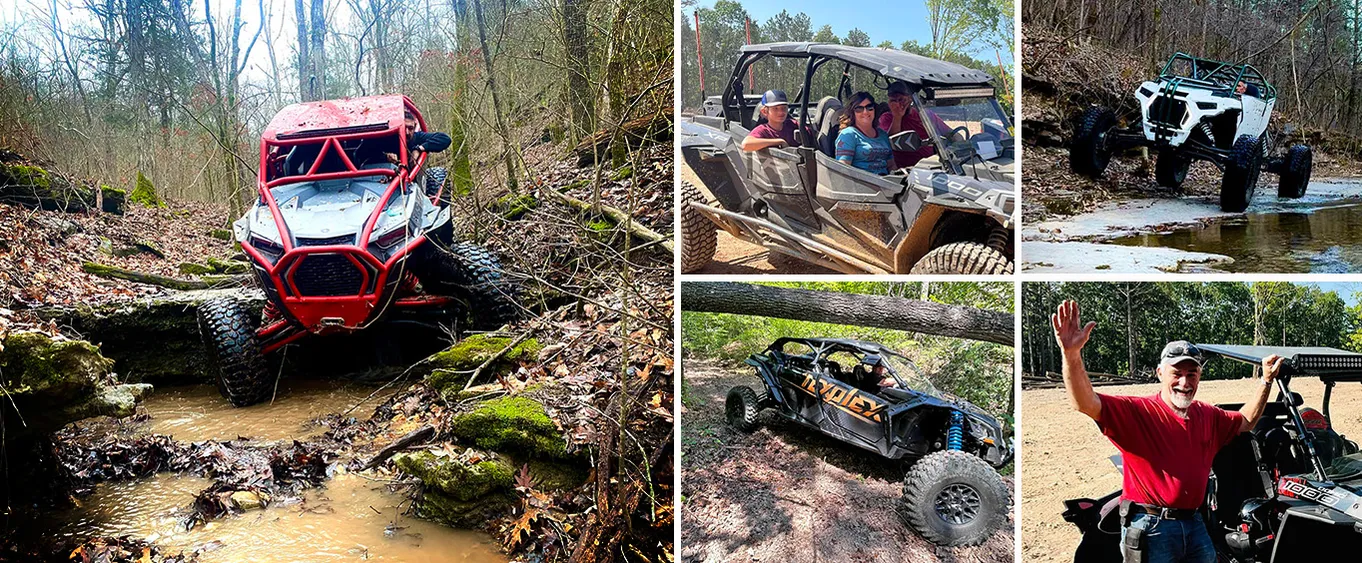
left=690, top=0, right=1012, bottom=64
left=1309, top=283, right=1362, bottom=308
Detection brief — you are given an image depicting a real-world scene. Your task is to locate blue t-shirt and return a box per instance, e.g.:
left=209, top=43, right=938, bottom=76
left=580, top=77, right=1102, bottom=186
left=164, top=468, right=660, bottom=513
left=835, top=126, right=892, bottom=175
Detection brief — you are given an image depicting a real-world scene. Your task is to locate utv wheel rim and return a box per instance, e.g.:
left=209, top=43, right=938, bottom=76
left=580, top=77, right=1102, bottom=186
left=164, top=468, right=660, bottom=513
left=934, top=483, right=981, bottom=525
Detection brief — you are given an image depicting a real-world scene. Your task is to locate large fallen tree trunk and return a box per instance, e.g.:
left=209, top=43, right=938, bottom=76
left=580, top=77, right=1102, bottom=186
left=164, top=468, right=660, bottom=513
left=573, top=108, right=672, bottom=166
left=0, top=153, right=125, bottom=214
left=681, top=282, right=1014, bottom=346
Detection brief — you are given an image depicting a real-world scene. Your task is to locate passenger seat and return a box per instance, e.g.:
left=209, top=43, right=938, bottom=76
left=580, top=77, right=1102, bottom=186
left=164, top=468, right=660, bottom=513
left=813, top=96, right=843, bottom=158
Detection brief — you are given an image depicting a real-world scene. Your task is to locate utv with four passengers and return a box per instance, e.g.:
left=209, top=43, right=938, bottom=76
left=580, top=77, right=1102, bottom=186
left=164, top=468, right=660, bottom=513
left=680, top=43, right=1016, bottom=275
left=197, top=95, right=515, bottom=407
left=1063, top=344, right=1362, bottom=562
left=727, top=337, right=1014, bottom=546
left=1069, top=53, right=1313, bottom=212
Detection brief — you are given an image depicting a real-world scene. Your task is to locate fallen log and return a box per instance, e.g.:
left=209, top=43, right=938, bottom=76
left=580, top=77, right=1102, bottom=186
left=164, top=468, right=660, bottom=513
left=82, top=262, right=248, bottom=291
left=0, top=157, right=125, bottom=214
left=573, top=108, right=672, bottom=166
left=682, top=282, right=1015, bottom=346
left=548, top=189, right=673, bottom=253
left=361, top=424, right=435, bottom=471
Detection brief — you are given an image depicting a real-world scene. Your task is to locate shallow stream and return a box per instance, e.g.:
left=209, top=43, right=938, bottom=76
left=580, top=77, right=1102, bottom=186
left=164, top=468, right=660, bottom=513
left=40, top=382, right=507, bottom=563
left=1110, top=202, right=1362, bottom=272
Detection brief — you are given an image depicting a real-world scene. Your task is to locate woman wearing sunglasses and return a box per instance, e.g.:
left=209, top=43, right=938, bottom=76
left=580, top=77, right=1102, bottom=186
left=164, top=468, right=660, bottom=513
left=834, top=91, right=893, bottom=175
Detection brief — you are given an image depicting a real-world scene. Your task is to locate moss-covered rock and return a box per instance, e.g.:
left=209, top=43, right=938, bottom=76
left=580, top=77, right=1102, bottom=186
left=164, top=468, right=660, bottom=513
left=99, top=185, right=126, bottom=214
left=610, top=166, right=633, bottom=181
left=393, top=450, right=517, bottom=528
left=129, top=171, right=165, bottom=208
left=526, top=458, right=588, bottom=490
left=422, top=334, right=541, bottom=394
left=494, top=193, right=539, bottom=220
left=209, top=229, right=233, bottom=242
left=178, top=262, right=214, bottom=276
left=206, top=256, right=249, bottom=274
left=449, top=396, right=566, bottom=458
left=0, top=331, right=152, bottom=438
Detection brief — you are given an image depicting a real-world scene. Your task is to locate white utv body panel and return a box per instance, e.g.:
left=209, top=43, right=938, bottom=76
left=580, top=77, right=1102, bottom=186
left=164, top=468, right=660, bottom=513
left=234, top=176, right=443, bottom=247
left=1134, top=80, right=1273, bottom=146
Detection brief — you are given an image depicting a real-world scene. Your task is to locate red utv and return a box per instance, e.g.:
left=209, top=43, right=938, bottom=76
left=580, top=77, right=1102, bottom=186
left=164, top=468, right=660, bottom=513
left=197, top=94, right=516, bottom=407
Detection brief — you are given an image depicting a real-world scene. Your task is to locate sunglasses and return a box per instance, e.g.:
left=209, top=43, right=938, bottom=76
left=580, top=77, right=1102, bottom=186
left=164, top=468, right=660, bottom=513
left=853, top=104, right=875, bottom=113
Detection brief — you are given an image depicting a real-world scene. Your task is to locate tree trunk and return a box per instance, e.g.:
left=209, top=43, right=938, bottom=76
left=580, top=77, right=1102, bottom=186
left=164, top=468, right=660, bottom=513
left=471, top=0, right=517, bottom=190
left=681, top=282, right=1014, bottom=346
left=561, top=0, right=593, bottom=143
left=310, top=0, right=328, bottom=100
left=296, top=0, right=310, bottom=100
left=448, top=0, right=475, bottom=197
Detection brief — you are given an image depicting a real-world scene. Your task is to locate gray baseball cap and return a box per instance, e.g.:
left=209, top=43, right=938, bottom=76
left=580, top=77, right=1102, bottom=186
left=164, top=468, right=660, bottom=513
left=1160, top=340, right=1205, bottom=367
left=760, top=89, right=789, bottom=107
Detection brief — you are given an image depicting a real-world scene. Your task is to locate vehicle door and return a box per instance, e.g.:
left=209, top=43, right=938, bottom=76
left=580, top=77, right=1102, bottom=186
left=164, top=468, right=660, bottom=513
left=1238, top=95, right=1272, bottom=139
left=795, top=350, right=891, bottom=453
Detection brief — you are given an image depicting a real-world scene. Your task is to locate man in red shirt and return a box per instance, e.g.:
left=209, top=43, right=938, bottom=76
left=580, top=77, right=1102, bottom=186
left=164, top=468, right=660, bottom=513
left=1052, top=300, right=1282, bottom=563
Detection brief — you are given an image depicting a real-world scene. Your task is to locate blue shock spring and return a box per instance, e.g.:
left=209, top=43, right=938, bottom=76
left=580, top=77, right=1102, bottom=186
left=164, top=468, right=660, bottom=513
left=946, top=410, right=964, bottom=451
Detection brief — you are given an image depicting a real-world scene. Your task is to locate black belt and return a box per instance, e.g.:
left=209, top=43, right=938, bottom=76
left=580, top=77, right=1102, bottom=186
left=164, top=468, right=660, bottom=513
left=1127, top=502, right=1198, bottom=520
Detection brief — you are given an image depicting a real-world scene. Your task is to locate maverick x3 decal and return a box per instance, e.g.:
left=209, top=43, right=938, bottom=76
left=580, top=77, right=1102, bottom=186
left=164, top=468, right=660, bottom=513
left=797, top=372, right=887, bottom=423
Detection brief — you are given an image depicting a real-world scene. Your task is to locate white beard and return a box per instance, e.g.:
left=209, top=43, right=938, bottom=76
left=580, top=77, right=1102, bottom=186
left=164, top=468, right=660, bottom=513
left=1169, top=389, right=1194, bottom=410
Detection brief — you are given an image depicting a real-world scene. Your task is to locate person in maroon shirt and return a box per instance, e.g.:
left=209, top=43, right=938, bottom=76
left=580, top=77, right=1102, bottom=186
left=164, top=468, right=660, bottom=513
left=1052, top=300, right=1282, bottom=563
left=878, top=81, right=953, bottom=169
left=741, top=89, right=800, bottom=151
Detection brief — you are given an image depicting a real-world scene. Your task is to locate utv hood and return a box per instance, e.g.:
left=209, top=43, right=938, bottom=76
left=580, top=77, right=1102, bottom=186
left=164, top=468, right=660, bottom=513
left=241, top=177, right=432, bottom=246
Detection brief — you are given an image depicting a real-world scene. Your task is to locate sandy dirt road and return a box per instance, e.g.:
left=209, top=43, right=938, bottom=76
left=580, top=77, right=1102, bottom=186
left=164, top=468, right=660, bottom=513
left=680, top=166, right=834, bottom=274
left=1020, top=378, right=1362, bottom=562
left=682, top=358, right=1015, bottom=562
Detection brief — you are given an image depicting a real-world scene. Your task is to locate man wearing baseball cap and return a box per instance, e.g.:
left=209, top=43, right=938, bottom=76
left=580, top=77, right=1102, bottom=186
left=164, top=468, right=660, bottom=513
left=879, top=81, right=954, bottom=169
left=1052, top=300, right=1283, bottom=563
left=741, top=89, right=801, bottom=151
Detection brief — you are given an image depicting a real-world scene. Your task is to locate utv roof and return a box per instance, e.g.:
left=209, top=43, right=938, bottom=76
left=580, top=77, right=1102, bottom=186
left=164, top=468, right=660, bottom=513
left=1197, top=344, right=1362, bottom=380
left=740, top=42, right=993, bottom=87
left=770, top=337, right=903, bottom=356
left=263, top=94, right=411, bottom=142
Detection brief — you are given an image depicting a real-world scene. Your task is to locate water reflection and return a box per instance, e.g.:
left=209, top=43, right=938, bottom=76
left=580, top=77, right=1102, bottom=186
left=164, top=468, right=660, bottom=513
left=1112, top=204, right=1362, bottom=272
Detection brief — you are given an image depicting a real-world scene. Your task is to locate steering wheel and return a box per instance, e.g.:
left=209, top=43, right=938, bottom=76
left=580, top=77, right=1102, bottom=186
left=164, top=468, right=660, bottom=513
left=948, top=125, right=971, bottom=142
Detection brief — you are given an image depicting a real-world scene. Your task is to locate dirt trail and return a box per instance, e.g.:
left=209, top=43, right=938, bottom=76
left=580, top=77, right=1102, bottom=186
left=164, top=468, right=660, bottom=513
left=679, top=166, right=833, bottom=275
left=681, top=358, right=1014, bottom=563
left=1020, top=379, right=1362, bottom=563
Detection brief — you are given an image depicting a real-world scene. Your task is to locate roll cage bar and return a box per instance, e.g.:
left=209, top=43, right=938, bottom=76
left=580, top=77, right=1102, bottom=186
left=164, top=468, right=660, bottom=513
left=766, top=337, right=922, bottom=391
left=1197, top=344, right=1362, bottom=480
left=718, top=51, right=1007, bottom=175
left=1159, top=52, right=1277, bottom=101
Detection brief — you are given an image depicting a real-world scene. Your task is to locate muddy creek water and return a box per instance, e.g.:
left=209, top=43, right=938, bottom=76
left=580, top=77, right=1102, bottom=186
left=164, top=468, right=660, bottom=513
left=44, top=382, right=507, bottom=563
left=1110, top=201, right=1362, bottom=272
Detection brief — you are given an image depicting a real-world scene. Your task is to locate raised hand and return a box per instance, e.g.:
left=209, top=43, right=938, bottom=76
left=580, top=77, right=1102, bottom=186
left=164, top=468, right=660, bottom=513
left=1052, top=299, right=1097, bottom=354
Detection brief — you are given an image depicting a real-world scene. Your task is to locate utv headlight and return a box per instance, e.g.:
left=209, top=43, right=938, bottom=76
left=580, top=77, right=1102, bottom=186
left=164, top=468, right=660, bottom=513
left=1196, top=102, right=1218, bottom=110
left=1138, top=86, right=1154, bottom=97
left=248, top=235, right=285, bottom=263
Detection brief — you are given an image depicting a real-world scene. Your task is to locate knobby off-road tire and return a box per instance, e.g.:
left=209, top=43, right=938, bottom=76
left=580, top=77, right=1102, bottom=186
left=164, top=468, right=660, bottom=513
left=198, top=298, right=270, bottom=407
left=1277, top=145, right=1312, bottom=199
left=910, top=242, right=1014, bottom=275
left=1070, top=107, right=1116, bottom=177
left=1155, top=151, right=1190, bottom=189
left=726, top=386, right=763, bottom=433
left=897, top=450, right=1009, bottom=547
left=1220, top=135, right=1264, bottom=212
left=424, top=166, right=449, bottom=200
left=680, top=180, right=717, bottom=273
left=409, top=240, right=519, bottom=326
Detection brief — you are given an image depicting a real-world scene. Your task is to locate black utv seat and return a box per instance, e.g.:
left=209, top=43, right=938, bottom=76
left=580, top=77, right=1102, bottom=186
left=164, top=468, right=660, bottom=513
left=814, top=96, right=843, bottom=158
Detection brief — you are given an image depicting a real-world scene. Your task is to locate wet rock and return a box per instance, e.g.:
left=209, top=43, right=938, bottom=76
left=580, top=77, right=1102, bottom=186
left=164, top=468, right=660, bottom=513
left=393, top=450, right=515, bottom=528
left=421, top=334, right=542, bottom=393
left=449, top=395, right=567, bottom=458
left=0, top=331, right=151, bottom=439
left=229, top=490, right=269, bottom=510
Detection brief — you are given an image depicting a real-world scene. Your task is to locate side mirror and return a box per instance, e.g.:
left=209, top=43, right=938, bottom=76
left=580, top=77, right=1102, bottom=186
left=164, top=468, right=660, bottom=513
left=890, top=130, right=921, bottom=153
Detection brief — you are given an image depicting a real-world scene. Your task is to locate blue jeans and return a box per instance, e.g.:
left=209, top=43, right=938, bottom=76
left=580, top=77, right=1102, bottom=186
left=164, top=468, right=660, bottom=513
left=1121, top=512, right=1216, bottom=563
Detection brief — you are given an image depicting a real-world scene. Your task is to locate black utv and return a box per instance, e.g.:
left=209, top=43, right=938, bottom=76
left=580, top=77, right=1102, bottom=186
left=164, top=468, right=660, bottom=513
left=1063, top=345, right=1362, bottom=562
left=727, top=337, right=1014, bottom=546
